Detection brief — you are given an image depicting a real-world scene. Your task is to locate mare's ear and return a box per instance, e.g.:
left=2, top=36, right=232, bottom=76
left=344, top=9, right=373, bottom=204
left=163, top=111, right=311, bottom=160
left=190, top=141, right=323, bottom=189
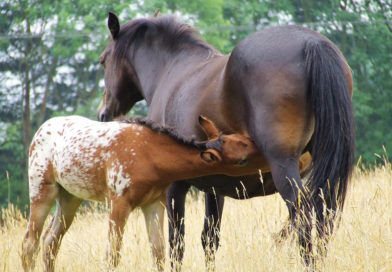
left=154, top=8, right=160, bottom=17
left=198, top=115, right=220, bottom=140
left=200, top=149, right=222, bottom=163
left=108, top=12, right=120, bottom=39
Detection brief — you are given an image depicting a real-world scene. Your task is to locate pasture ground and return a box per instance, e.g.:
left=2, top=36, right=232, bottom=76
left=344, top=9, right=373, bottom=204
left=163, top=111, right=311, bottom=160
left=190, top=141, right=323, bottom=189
left=1, top=161, right=392, bottom=271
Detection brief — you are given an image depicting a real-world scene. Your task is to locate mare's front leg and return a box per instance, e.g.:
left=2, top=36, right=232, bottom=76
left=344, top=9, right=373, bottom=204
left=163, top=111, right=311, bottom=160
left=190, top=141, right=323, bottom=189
left=142, top=196, right=166, bottom=272
left=107, top=195, right=132, bottom=268
left=166, top=181, right=191, bottom=270
left=201, top=192, right=224, bottom=271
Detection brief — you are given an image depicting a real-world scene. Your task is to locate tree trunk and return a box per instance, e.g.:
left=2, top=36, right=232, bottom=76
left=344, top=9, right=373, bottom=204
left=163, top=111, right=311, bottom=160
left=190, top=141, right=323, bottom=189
left=38, top=57, right=58, bottom=125
left=22, top=5, right=32, bottom=201
left=23, top=69, right=31, bottom=155
left=22, top=63, right=31, bottom=201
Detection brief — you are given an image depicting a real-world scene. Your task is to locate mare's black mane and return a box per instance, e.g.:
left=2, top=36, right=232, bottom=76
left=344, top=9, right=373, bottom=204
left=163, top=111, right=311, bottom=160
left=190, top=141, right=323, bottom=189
left=110, top=16, right=218, bottom=62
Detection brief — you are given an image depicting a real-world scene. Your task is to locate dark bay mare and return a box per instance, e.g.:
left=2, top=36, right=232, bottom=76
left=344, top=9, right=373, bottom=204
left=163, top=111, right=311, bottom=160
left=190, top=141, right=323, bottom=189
left=98, top=12, right=355, bottom=268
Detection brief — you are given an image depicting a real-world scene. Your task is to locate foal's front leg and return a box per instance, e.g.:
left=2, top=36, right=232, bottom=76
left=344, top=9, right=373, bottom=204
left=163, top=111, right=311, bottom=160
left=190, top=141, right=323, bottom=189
left=142, top=196, right=166, bottom=272
left=107, top=195, right=132, bottom=268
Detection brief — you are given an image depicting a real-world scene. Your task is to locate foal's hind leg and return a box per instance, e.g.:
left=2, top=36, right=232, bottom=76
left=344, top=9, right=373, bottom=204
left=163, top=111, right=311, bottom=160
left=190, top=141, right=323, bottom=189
left=22, top=183, right=58, bottom=272
left=41, top=187, right=82, bottom=272
left=142, top=197, right=166, bottom=272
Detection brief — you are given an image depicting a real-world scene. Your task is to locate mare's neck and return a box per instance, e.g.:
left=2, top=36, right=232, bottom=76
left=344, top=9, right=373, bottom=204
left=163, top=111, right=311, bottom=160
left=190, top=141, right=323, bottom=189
left=132, top=45, right=217, bottom=104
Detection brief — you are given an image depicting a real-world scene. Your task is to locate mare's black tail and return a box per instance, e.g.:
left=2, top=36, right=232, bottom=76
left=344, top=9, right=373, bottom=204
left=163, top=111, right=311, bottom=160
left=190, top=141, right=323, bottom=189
left=304, top=39, right=355, bottom=234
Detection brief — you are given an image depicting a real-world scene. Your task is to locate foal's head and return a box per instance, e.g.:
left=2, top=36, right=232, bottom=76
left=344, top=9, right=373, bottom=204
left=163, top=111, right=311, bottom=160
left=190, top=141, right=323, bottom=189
left=198, top=116, right=258, bottom=166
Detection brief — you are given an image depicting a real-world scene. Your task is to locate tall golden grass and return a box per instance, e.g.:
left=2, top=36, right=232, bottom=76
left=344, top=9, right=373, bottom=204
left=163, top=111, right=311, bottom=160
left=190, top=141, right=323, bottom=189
left=1, top=161, right=391, bottom=271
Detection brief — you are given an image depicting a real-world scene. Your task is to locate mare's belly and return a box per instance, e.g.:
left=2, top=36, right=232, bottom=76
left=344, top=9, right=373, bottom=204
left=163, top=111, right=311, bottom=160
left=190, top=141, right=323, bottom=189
left=188, top=173, right=277, bottom=199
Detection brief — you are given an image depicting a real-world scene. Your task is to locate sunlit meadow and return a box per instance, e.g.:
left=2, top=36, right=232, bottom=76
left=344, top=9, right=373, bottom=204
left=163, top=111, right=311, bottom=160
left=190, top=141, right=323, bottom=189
left=1, top=160, right=392, bottom=271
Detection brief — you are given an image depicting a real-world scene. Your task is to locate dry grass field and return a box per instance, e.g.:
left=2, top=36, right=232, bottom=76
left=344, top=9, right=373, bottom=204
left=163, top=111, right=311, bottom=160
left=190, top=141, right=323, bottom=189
left=1, top=161, right=392, bottom=271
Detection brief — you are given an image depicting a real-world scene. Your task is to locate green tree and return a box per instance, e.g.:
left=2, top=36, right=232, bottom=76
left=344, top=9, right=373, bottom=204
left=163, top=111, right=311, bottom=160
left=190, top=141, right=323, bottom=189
left=220, top=0, right=392, bottom=164
left=0, top=0, right=391, bottom=208
left=0, top=0, right=134, bottom=207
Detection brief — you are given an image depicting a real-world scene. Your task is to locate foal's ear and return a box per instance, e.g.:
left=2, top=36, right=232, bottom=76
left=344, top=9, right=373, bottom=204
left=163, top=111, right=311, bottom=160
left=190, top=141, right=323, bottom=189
left=200, top=149, right=222, bottom=163
left=108, top=12, right=120, bottom=39
left=153, top=8, right=160, bottom=17
left=198, top=115, right=220, bottom=140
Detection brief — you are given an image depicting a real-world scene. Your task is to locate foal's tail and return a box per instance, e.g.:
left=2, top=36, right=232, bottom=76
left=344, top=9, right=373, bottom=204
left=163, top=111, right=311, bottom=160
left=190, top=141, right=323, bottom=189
left=304, top=39, right=355, bottom=234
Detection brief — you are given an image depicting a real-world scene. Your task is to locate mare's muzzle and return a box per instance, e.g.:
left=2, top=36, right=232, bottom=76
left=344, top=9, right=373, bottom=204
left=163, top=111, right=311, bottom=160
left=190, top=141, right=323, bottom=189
left=98, top=108, right=112, bottom=122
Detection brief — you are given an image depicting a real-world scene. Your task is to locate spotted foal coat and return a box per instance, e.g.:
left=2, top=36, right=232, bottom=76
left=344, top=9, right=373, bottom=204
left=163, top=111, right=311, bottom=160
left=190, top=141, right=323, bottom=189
left=22, top=115, right=258, bottom=272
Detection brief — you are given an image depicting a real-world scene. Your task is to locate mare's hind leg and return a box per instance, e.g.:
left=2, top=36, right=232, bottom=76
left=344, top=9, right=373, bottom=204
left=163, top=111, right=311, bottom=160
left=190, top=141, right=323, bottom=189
left=41, top=186, right=82, bottom=272
left=268, top=157, right=312, bottom=262
left=142, top=197, right=166, bottom=272
left=107, top=195, right=131, bottom=268
left=274, top=151, right=313, bottom=243
left=22, top=183, right=58, bottom=272
left=250, top=102, right=313, bottom=263
left=201, top=193, right=224, bottom=271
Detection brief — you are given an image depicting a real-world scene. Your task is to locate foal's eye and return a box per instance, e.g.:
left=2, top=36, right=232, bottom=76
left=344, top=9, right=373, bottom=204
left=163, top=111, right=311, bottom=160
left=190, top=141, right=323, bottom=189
left=237, top=158, right=248, bottom=166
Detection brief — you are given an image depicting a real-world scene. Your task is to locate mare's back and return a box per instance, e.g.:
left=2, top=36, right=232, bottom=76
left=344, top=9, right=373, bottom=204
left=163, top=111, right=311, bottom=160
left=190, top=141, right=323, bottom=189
left=232, top=25, right=325, bottom=67
left=224, top=25, right=324, bottom=106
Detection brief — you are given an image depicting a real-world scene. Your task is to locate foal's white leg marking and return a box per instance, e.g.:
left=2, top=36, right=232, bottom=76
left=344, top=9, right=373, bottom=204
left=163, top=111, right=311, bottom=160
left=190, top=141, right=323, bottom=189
left=142, top=199, right=166, bottom=272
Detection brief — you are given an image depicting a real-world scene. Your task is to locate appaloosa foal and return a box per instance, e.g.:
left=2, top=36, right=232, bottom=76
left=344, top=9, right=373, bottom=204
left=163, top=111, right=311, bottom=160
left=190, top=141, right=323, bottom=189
left=22, top=115, right=258, bottom=272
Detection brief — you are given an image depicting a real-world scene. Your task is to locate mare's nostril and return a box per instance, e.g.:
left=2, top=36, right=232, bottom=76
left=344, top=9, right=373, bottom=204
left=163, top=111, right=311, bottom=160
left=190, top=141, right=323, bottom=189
left=99, top=110, right=112, bottom=122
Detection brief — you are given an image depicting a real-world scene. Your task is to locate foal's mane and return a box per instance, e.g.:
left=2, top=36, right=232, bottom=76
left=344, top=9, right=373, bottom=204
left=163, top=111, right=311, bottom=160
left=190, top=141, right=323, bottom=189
left=111, top=16, right=218, bottom=62
left=122, top=117, right=212, bottom=150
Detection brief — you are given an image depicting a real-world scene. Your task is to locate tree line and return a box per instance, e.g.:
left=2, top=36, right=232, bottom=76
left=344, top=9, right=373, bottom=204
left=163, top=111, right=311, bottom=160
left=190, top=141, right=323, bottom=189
left=0, top=0, right=391, bottom=208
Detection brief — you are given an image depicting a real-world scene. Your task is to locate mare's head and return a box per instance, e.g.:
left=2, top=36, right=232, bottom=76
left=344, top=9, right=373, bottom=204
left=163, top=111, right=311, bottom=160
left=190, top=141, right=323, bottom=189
left=98, top=12, right=217, bottom=122
left=198, top=116, right=258, bottom=166
left=98, top=12, right=145, bottom=121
